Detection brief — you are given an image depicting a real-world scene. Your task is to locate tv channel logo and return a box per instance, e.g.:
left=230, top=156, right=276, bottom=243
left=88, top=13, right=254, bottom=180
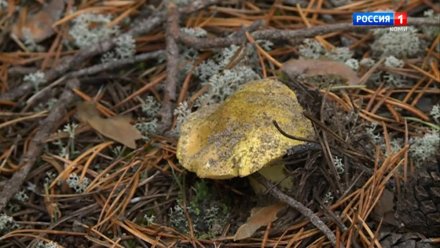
left=353, top=12, right=407, bottom=26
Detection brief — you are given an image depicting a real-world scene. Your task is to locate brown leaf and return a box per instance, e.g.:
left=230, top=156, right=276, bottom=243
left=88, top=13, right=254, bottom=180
left=234, top=202, right=286, bottom=240
left=373, top=189, right=398, bottom=226
left=76, top=102, right=142, bottom=149
left=282, top=59, right=360, bottom=85
left=12, top=0, right=65, bottom=42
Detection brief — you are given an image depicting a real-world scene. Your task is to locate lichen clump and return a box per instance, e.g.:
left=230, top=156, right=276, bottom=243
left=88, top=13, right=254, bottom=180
left=371, top=27, right=421, bottom=58
left=169, top=180, right=229, bottom=238
left=69, top=13, right=119, bottom=48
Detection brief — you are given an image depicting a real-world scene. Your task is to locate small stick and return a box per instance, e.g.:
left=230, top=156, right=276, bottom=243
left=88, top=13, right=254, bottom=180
left=178, top=20, right=263, bottom=50
left=71, top=51, right=164, bottom=78
left=0, top=79, right=80, bottom=212
left=252, top=173, right=341, bottom=248
left=273, top=120, right=317, bottom=144
left=254, top=18, right=437, bottom=40
left=158, top=3, right=180, bottom=133
left=24, top=51, right=163, bottom=107
left=179, top=18, right=437, bottom=49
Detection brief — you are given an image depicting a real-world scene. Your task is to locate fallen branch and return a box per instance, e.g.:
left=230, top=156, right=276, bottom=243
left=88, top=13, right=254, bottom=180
left=0, top=79, right=80, bottom=212
left=158, top=3, right=180, bottom=133
left=178, top=20, right=263, bottom=50
left=71, top=50, right=165, bottom=78
left=252, top=173, right=341, bottom=248
left=179, top=17, right=438, bottom=49
left=24, top=51, right=165, bottom=109
left=253, top=17, right=437, bottom=41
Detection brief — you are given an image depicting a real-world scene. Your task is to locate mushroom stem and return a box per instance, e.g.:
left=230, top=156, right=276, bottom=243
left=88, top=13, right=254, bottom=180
left=248, top=161, right=293, bottom=194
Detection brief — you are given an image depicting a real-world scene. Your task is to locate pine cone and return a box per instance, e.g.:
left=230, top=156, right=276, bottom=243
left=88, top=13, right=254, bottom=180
left=395, top=163, right=440, bottom=237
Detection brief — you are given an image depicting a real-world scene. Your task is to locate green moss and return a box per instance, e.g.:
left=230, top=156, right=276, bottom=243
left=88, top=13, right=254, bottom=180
left=169, top=179, right=230, bottom=239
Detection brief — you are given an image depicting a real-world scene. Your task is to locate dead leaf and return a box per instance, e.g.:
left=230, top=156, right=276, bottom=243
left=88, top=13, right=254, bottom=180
left=234, top=202, right=286, bottom=240
left=281, top=59, right=360, bottom=85
left=12, top=0, right=65, bottom=42
left=76, top=102, right=142, bottom=149
left=373, top=189, right=399, bottom=226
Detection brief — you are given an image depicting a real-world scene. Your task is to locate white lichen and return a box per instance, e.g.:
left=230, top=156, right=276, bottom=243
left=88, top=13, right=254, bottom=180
left=141, top=96, right=161, bottom=117
left=421, top=10, right=440, bottom=40
left=14, top=190, right=29, bottom=202
left=383, top=72, right=405, bottom=87
left=182, top=47, right=199, bottom=61
left=298, top=39, right=325, bottom=59
left=102, top=34, right=136, bottom=63
left=144, top=214, right=156, bottom=225
left=24, top=71, right=46, bottom=92
left=115, top=34, right=136, bottom=58
left=326, top=47, right=353, bottom=62
left=345, top=58, right=359, bottom=71
left=196, top=66, right=260, bottom=107
left=0, top=213, right=19, bottom=234
left=173, top=0, right=191, bottom=6
left=174, top=101, right=192, bottom=133
left=66, top=173, right=90, bottom=193
left=384, top=55, right=404, bottom=68
left=333, top=156, right=345, bottom=174
left=111, top=145, right=124, bottom=157
left=135, top=96, right=161, bottom=139
left=430, top=104, right=440, bottom=120
left=36, top=241, right=61, bottom=248
left=169, top=203, right=189, bottom=232
left=168, top=198, right=228, bottom=238
left=62, top=122, right=78, bottom=140
left=409, top=131, right=440, bottom=165
left=44, top=171, right=58, bottom=186
left=366, top=122, right=383, bottom=144
left=360, top=58, right=375, bottom=68
left=192, top=43, right=261, bottom=109
left=194, top=45, right=241, bottom=81
left=390, top=138, right=403, bottom=154
left=323, top=191, right=334, bottom=205
left=371, top=27, right=421, bottom=58
left=180, top=27, right=208, bottom=38
left=299, top=40, right=355, bottom=63
left=256, top=40, right=274, bottom=51
left=135, top=118, right=158, bottom=138
left=0, top=0, right=8, bottom=10
left=69, top=13, right=119, bottom=48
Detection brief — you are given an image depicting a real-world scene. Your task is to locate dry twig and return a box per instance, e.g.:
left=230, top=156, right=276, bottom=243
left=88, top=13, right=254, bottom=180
left=25, top=51, right=165, bottom=108
left=252, top=173, right=340, bottom=248
left=178, top=20, right=263, bottom=49
left=179, top=18, right=438, bottom=49
left=159, top=3, right=180, bottom=133
left=71, top=51, right=165, bottom=78
left=0, top=79, right=80, bottom=212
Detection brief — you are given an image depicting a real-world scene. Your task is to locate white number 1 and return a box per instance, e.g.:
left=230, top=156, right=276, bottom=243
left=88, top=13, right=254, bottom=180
left=397, top=14, right=403, bottom=24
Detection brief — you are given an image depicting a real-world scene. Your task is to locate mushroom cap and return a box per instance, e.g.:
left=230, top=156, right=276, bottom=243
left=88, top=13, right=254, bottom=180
left=177, top=78, right=313, bottom=179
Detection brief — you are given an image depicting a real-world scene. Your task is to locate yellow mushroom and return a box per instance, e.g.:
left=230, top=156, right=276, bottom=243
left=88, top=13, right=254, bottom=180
left=177, top=78, right=314, bottom=184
